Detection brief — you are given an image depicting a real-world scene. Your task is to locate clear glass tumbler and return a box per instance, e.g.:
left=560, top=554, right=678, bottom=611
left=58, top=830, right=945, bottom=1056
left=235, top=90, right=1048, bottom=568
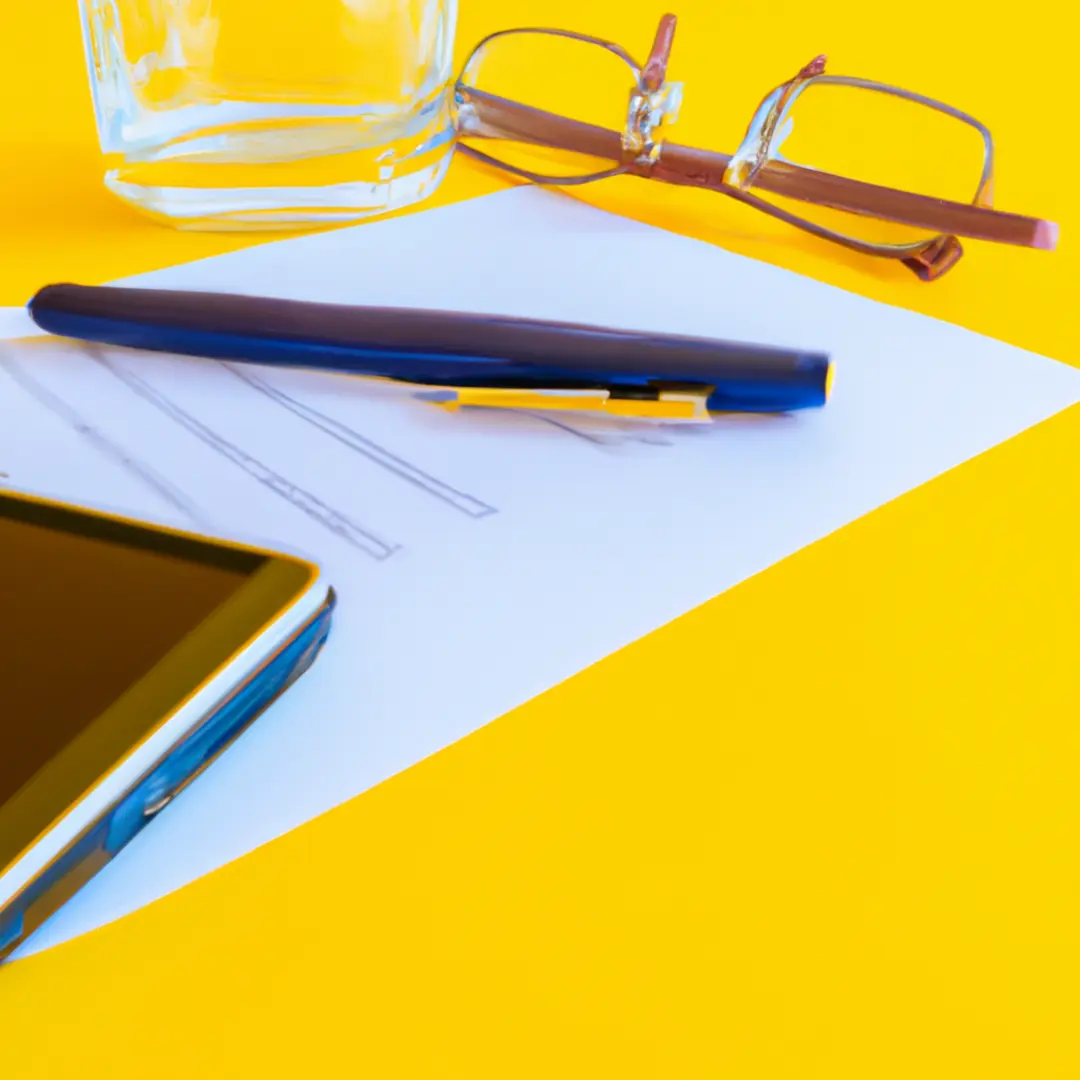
left=78, top=0, right=458, bottom=230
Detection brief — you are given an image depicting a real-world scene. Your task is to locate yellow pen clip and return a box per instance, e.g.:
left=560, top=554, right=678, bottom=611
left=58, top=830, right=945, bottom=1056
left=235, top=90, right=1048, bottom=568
left=428, top=387, right=713, bottom=423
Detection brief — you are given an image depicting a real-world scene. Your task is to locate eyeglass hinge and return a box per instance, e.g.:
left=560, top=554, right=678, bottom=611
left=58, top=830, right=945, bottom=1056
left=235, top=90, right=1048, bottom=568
left=901, top=234, right=964, bottom=281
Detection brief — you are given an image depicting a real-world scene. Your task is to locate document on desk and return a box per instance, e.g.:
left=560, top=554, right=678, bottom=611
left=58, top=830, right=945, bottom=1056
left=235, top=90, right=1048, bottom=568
left=2, top=186, right=1078, bottom=956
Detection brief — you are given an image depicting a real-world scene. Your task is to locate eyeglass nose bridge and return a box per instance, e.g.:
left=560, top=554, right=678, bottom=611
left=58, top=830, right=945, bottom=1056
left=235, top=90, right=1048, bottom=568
left=623, top=80, right=684, bottom=164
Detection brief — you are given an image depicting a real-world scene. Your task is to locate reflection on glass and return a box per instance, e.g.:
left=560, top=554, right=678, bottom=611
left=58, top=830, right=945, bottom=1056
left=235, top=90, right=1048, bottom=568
left=79, top=0, right=458, bottom=229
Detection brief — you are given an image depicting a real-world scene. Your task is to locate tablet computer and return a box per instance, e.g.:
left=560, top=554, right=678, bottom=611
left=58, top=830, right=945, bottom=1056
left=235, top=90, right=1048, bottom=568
left=0, top=489, right=334, bottom=962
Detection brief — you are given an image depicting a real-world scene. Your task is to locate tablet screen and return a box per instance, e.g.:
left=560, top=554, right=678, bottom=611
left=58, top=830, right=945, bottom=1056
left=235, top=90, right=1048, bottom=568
left=0, top=497, right=264, bottom=806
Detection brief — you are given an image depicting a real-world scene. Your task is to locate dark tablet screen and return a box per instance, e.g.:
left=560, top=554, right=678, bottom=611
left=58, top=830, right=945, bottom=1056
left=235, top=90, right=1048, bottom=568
left=0, top=495, right=264, bottom=807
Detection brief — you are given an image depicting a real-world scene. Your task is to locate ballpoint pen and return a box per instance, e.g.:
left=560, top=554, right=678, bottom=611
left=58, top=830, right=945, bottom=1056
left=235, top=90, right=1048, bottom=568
left=27, top=283, right=833, bottom=419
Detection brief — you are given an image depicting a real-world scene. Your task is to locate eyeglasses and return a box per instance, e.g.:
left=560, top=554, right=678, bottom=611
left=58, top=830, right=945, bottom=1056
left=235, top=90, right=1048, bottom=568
left=452, top=14, right=1058, bottom=281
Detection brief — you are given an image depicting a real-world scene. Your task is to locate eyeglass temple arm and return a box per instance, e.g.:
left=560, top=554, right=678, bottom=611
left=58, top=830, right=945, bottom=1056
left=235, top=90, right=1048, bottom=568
left=656, top=165, right=964, bottom=280
left=459, top=90, right=1059, bottom=254
left=647, top=145, right=1056, bottom=251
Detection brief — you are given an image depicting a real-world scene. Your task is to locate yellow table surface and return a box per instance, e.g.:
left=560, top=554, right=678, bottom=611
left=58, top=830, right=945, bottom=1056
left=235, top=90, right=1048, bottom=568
left=2, top=1, right=1078, bottom=1075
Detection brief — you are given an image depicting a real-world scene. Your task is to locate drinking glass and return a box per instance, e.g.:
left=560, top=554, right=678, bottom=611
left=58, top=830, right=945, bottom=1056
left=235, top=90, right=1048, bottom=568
left=79, top=0, right=458, bottom=230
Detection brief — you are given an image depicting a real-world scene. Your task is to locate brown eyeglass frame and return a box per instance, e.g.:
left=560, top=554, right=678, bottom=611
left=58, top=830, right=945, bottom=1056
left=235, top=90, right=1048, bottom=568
left=452, top=14, right=1058, bottom=281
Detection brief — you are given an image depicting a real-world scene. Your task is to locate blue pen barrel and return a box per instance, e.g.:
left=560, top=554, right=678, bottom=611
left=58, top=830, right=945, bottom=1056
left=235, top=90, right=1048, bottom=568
left=28, top=283, right=832, bottom=414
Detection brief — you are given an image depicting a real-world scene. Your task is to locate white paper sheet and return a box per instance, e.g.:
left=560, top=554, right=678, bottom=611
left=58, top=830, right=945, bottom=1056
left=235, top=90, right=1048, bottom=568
left=3, top=186, right=1078, bottom=958
left=0, top=306, right=41, bottom=341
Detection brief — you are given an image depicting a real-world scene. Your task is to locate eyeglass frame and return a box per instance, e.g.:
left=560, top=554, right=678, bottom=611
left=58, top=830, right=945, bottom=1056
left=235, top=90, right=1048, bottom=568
left=452, top=14, right=1058, bottom=282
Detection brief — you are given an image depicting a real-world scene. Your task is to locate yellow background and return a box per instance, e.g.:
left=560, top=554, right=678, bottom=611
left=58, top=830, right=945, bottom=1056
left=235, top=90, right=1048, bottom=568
left=1, top=1, right=1079, bottom=1075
